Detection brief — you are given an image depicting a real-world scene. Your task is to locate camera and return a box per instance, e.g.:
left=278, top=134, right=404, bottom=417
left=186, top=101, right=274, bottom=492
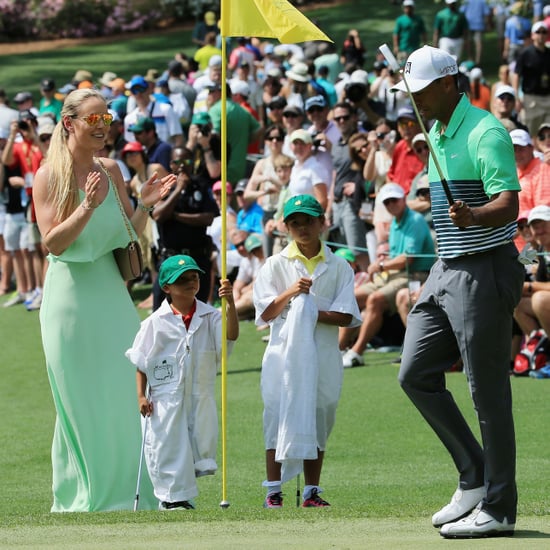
left=344, top=82, right=367, bottom=103
left=198, top=124, right=211, bottom=137
left=18, top=121, right=29, bottom=131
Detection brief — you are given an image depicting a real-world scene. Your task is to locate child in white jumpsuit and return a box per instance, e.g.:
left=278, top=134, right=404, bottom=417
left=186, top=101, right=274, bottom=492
left=126, top=255, right=239, bottom=510
left=253, top=195, right=361, bottom=508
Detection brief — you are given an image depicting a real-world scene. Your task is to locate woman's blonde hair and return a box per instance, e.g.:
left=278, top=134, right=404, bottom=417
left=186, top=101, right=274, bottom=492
left=47, top=88, right=107, bottom=221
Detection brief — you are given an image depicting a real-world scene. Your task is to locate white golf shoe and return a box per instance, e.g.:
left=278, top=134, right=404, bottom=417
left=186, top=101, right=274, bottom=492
left=440, top=507, right=515, bottom=538
left=342, top=349, right=364, bottom=368
left=431, top=486, right=485, bottom=527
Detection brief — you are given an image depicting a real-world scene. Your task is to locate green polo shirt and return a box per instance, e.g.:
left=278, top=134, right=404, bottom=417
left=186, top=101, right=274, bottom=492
left=389, top=207, right=435, bottom=273
left=428, top=94, right=521, bottom=259
left=209, top=99, right=260, bottom=185
left=434, top=7, right=468, bottom=39
left=394, top=14, right=426, bottom=54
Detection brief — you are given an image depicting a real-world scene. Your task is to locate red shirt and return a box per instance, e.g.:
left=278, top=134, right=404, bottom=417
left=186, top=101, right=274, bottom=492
left=386, top=139, right=424, bottom=194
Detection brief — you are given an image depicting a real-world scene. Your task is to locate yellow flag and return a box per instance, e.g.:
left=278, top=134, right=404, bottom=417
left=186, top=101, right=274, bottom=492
left=220, top=0, right=332, bottom=43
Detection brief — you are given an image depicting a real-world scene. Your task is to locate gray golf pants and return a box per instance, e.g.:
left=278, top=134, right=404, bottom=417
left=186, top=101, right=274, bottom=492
left=399, top=243, right=524, bottom=523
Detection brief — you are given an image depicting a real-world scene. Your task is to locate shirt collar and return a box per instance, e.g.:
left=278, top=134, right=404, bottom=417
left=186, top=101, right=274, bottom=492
left=432, top=93, right=469, bottom=140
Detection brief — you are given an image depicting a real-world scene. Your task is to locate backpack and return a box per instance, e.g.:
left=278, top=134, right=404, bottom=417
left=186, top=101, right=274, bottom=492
left=513, top=329, right=550, bottom=376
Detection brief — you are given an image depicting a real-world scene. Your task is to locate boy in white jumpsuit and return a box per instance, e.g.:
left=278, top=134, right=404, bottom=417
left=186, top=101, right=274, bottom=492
left=253, top=195, right=361, bottom=508
left=126, top=255, right=239, bottom=510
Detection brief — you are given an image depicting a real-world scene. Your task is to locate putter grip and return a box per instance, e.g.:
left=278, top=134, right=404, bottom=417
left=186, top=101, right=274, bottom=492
left=379, top=44, right=400, bottom=71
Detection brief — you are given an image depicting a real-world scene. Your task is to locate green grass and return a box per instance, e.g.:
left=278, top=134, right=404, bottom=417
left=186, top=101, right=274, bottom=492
left=0, top=0, right=504, bottom=100
left=0, top=3, right=548, bottom=546
left=1, top=288, right=549, bottom=548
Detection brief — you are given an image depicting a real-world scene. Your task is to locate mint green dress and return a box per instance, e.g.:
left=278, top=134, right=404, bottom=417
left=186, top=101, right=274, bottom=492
left=40, top=177, right=155, bottom=512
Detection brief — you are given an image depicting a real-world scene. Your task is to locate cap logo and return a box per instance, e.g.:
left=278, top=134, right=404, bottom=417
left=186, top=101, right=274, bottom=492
left=405, top=62, right=412, bottom=75
left=178, top=260, right=185, bottom=265
left=439, top=64, right=456, bottom=76
left=294, top=200, right=302, bottom=205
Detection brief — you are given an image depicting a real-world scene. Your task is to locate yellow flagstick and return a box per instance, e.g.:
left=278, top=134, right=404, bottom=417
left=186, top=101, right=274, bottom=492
left=219, top=29, right=230, bottom=510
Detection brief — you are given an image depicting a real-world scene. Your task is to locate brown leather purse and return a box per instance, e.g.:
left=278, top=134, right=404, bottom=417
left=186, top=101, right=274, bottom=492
left=107, top=163, right=144, bottom=281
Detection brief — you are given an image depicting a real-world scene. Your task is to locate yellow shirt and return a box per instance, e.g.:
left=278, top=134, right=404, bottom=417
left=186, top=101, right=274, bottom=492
left=287, top=240, right=325, bottom=275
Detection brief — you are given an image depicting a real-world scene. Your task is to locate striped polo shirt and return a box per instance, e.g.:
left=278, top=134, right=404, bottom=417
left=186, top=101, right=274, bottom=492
left=428, top=94, right=520, bottom=259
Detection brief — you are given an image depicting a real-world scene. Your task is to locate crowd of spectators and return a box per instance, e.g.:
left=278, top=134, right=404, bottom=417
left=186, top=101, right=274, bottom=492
left=1, top=2, right=549, bottom=367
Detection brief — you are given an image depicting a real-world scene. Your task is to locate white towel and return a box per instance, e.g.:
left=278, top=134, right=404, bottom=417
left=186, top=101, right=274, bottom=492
left=275, top=292, right=319, bottom=483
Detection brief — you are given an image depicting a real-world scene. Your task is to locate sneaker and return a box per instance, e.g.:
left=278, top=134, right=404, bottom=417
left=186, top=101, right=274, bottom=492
left=159, top=500, right=195, bottom=510
left=440, top=507, right=515, bottom=538
left=302, top=488, right=330, bottom=508
left=432, top=486, right=485, bottom=527
left=3, top=292, right=26, bottom=308
left=342, top=349, right=364, bottom=368
left=26, top=290, right=42, bottom=311
left=24, top=288, right=39, bottom=307
left=264, top=492, right=283, bottom=508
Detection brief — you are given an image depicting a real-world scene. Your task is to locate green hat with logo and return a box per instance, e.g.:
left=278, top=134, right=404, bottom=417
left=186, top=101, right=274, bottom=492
left=244, top=233, right=263, bottom=253
left=158, top=255, right=204, bottom=287
left=283, top=194, right=324, bottom=221
left=334, top=247, right=356, bottom=263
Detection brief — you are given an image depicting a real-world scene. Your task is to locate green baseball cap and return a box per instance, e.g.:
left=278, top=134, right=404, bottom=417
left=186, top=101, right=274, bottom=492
left=158, top=255, right=204, bottom=287
left=283, top=194, right=324, bottom=221
left=334, top=247, right=356, bottom=263
left=244, top=233, right=263, bottom=252
left=128, top=117, right=155, bottom=133
left=191, top=111, right=212, bottom=126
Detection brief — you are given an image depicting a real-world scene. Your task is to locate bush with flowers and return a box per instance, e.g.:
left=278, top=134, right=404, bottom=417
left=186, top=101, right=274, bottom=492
left=0, top=0, right=218, bottom=41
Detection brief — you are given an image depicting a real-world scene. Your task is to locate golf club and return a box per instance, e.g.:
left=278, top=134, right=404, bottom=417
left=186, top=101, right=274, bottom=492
left=133, top=386, right=150, bottom=512
left=378, top=43, right=456, bottom=207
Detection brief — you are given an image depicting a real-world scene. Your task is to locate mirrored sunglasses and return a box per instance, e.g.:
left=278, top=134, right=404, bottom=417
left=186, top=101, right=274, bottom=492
left=75, top=113, right=114, bottom=126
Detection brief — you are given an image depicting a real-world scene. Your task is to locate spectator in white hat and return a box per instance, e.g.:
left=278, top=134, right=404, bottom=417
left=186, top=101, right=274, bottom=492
left=514, top=205, right=550, bottom=339
left=492, top=85, right=528, bottom=131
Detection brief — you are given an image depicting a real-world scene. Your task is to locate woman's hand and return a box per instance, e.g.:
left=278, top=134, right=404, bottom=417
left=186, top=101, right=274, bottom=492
left=140, top=172, right=176, bottom=207
left=83, top=171, right=103, bottom=208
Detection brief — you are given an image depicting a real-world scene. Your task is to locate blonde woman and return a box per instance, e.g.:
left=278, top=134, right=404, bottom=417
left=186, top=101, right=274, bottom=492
left=33, top=89, right=174, bottom=512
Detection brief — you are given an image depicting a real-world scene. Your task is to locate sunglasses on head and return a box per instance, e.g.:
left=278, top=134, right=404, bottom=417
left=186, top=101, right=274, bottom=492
left=73, top=113, right=114, bottom=126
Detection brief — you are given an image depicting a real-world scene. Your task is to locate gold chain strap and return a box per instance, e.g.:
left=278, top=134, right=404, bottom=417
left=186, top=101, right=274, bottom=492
left=96, top=158, right=134, bottom=241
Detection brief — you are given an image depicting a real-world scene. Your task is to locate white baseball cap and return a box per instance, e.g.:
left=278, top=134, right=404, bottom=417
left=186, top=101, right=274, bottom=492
left=510, top=129, right=532, bottom=147
left=403, top=0, right=415, bottom=6
left=391, top=46, right=458, bottom=94
left=230, top=80, right=250, bottom=97
left=378, top=183, right=406, bottom=203
left=528, top=205, right=550, bottom=224
left=495, top=84, right=516, bottom=98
